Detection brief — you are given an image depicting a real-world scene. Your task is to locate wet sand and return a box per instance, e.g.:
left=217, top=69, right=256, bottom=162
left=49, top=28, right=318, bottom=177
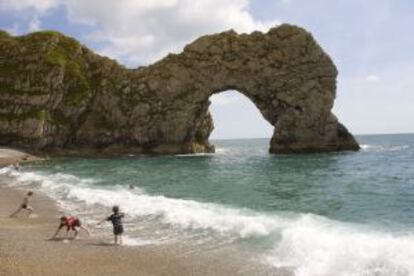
left=1, top=185, right=283, bottom=276
left=0, top=148, right=285, bottom=276
left=0, top=148, right=41, bottom=167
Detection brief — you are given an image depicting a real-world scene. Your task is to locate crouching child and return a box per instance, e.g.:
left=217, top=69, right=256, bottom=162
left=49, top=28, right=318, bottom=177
left=51, top=216, right=90, bottom=240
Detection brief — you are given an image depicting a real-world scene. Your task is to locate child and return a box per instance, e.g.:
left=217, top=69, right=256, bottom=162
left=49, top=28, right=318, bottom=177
left=9, top=191, right=34, bottom=217
left=98, top=205, right=125, bottom=245
left=51, top=216, right=90, bottom=240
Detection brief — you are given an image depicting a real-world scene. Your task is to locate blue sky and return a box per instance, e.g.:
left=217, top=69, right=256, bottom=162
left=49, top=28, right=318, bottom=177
left=1, top=0, right=413, bottom=138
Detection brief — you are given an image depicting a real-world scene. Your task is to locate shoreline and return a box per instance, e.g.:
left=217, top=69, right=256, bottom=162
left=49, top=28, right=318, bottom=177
left=0, top=147, right=42, bottom=167
left=0, top=148, right=284, bottom=276
left=0, top=182, right=189, bottom=275
left=1, top=180, right=281, bottom=275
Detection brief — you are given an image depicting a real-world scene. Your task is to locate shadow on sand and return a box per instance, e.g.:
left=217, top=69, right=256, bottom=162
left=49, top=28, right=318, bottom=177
left=86, top=241, right=118, bottom=247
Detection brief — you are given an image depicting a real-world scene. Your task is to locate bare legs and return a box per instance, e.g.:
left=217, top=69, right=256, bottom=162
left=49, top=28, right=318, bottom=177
left=80, top=225, right=90, bottom=237
left=9, top=206, right=33, bottom=217
left=9, top=206, right=23, bottom=217
left=26, top=206, right=33, bottom=216
left=114, top=234, right=122, bottom=245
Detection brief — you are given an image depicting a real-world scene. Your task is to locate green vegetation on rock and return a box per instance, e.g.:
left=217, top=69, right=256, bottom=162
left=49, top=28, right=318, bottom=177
left=0, top=108, right=51, bottom=122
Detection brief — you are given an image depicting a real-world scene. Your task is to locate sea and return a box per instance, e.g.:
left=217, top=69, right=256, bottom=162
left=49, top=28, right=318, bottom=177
left=1, top=133, right=414, bottom=276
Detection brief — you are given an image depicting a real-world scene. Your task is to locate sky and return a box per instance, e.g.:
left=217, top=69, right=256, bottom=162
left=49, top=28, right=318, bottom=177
left=0, top=0, right=413, bottom=139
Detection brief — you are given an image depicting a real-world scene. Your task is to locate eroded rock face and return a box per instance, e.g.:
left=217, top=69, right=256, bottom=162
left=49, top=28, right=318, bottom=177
left=0, top=24, right=359, bottom=154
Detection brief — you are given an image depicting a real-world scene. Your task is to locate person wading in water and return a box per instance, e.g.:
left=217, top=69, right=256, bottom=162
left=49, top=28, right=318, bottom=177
left=98, top=205, right=125, bottom=245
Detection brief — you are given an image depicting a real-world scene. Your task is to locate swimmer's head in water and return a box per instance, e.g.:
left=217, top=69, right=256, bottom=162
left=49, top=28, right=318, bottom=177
left=27, top=191, right=33, bottom=196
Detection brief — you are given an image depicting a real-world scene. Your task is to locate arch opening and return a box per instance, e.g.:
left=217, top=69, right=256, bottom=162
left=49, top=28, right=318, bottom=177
left=209, top=90, right=273, bottom=141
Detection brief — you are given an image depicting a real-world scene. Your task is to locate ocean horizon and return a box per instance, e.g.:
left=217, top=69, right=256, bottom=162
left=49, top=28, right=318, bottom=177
left=211, top=132, right=414, bottom=141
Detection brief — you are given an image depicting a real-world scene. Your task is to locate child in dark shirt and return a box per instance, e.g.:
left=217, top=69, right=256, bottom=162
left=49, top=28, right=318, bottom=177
left=98, top=205, right=125, bottom=245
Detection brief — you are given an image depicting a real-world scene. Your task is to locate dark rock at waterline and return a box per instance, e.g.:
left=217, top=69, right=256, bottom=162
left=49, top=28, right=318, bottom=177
left=0, top=25, right=359, bottom=155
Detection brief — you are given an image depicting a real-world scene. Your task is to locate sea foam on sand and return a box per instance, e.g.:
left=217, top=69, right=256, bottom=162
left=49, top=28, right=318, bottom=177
left=2, top=167, right=414, bottom=276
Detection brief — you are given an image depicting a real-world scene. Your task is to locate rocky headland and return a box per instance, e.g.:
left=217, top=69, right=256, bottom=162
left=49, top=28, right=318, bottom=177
left=0, top=24, right=359, bottom=155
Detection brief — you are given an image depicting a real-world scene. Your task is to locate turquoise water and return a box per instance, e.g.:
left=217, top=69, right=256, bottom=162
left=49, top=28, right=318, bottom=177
left=23, top=134, right=414, bottom=227
left=2, top=133, right=414, bottom=275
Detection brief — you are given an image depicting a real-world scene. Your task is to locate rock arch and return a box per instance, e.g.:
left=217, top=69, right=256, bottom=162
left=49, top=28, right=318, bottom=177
left=0, top=24, right=359, bottom=154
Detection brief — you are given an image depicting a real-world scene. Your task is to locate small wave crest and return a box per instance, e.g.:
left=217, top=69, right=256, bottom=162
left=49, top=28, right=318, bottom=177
left=174, top=153, right=214, bottom=157
left=361, top=144, right=409, bottom=152
left=175, top=147, right=230, bottom=157
left=215, top=147, right=230, bottom=154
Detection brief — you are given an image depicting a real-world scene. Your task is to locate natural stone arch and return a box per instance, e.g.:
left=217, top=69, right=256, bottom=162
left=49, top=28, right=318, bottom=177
left=0, top=24, right=359, bottom=154
left=105, top=24, right=359, bottom=154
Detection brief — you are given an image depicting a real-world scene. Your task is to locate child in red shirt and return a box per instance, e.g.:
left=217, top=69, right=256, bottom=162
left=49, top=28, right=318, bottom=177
left=51, top=216, right=90, bottom=240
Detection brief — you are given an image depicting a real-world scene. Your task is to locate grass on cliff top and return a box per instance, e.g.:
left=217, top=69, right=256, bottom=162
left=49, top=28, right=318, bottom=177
left=0, top=30, right=92, bottom=106
left=15, top=30, right=83, bottom=69
left=0, top=30, right=11, bottom=39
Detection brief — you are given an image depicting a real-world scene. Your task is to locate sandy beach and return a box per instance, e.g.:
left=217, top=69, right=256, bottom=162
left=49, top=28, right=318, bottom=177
left=0, top=148, right=283, bottom=276
left=0, top=148, right=41, bottom=167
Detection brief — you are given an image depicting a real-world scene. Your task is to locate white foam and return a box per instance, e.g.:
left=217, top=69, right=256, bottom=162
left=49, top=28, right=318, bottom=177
left=266, top=214, right=414, bottom=276
left=122, top=236, right=157, bottom=246
left=360, top=144, right=410, bottom=152
left=65, top=185, right=288, bottom=238
left=0, top=166, right=16, bottom=176
left=175, top=153, right=214, bottom=157
left=3, top=168, right=414, bottom=275
left=215, top=147, right=230, bottom=154
left=0, top=168, right=287, bottom=238
left=360, top=144, right=373, bottom=150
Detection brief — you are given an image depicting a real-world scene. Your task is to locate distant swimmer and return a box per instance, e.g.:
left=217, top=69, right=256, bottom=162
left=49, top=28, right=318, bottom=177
left=13, top=162, right=20, bottom=170
left=9, top=191, right=34, bottom=217
left=128, top=184, right=134, bottom=190
left=98, top=205, right=125, bottom=245
left=51, top=216, right=90, bottom=240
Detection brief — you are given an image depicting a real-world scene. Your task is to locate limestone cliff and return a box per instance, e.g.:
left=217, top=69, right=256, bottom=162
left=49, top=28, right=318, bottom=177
left=0, top=24, right=359, bottom=155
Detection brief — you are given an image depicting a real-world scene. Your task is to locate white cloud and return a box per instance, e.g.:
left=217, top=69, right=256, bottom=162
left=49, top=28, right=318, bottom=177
left=0, top=0, right=278, bottom=66
left=0, top=0, right=59, bottom=34
left=366, top=74, right=380, bottom=82
left=28, top=16, right=41, bottom=32
left=0, top=0, right=59, bottom=14
left=62, top=0, right=279, bottom=66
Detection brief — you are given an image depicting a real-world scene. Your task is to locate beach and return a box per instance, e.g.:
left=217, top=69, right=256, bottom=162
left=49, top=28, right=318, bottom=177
left=1, top=134, right=413, bottom=276
left=0, top=148, right=281, bottom=276
left=0, top=148, right=41, bottom=167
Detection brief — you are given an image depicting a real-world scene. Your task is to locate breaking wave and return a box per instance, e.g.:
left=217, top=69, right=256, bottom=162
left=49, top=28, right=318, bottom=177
left=2, top=167, right=414, bottom=275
